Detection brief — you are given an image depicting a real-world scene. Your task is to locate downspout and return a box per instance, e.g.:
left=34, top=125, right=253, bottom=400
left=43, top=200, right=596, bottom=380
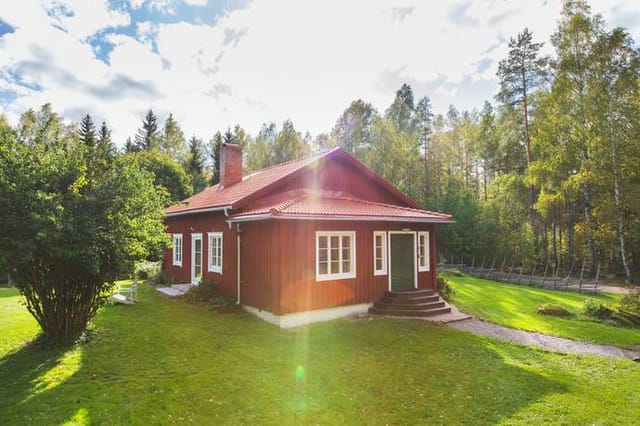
left=236, top=226, right=241, bottom=305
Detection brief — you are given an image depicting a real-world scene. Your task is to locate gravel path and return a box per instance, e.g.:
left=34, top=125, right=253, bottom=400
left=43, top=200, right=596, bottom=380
left=450, top=318, right=640, bottom=360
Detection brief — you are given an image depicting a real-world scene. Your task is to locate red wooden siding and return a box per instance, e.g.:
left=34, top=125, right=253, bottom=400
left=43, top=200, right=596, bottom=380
left=164, top=212, right=238, bottom=299
left=247, top=157, right=412, bottom=211
left=239, top=220, right=436, bottom=315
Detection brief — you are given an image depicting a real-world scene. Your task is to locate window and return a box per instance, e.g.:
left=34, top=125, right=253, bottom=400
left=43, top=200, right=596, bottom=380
left=373, top=231, right=387, bottom=275
left=418, top=231, right=430, bottom=272
left=172, top=234, right=183, bottom=267
left=316, top=231, right=356, bottom=281
left=208, top=232, right=223, bottom=274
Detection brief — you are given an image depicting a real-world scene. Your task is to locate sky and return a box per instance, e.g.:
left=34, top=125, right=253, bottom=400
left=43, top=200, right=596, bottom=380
left=1, top=0, right=640, bottom=146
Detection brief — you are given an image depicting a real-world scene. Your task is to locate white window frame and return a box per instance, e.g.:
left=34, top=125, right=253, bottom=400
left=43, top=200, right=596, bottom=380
left=373, top=231, right=387, bottom=276
left=208, top=232, right=223, bottom=274
left=315, top=231, right=356, bottom=282
left=172, top=233, right=183, bottom=267
left=418, top=231, right=430, bottom=272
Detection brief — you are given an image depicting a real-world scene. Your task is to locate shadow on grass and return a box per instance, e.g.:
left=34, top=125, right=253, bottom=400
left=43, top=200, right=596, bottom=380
left=0, top=285, right=569, bottom=425
left=0, top=286, right=20, bottom=298
left=0, top=337, right=86, bottom=424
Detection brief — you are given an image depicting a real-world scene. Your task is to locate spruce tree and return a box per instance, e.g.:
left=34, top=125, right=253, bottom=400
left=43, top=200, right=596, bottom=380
left=79, top=113, right=96, bottom=147
left=134, top=109, right=159, bottom=151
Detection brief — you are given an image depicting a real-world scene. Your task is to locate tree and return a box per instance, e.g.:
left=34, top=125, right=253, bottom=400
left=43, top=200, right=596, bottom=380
left=272, top=120, right=307, bottom=165
left=207, top=131, right=224, bottom=186
left=184, top=136, right=207, bottom=193
left=127, top=151, right=193, bottom=205
left=159, top=113, right=186, bottom=162
left=496, top=28, right=547, bottom=169
left=331, top=99, right=378, bottom=158
left=134, top=109, right=159, bottom=151
left=0, top=108, right=168, bottom=342
left=385, top=83, right=415, bottom=133
left=78, top=113, right=97, bottom=147
left=124, top=137, right=137, bottom=153
left=97, top=121, right=116, bottom=161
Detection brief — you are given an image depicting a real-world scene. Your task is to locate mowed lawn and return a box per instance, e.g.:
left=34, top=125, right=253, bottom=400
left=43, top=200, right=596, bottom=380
left=2, top=284, right=640, bottom=425
left=442, top=272, right=640, bottom=348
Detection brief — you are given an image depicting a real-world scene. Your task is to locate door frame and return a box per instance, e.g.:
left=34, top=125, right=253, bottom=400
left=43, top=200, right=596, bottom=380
left=191, top=233, right=203, bottom=285
left=387, top=231, right=417, bottom=291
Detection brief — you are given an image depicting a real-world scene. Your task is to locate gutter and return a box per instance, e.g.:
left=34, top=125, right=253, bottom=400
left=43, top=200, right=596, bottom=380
left=165, top=205, right=232, bottom=218
left=227, top=213, right=453, bottom=224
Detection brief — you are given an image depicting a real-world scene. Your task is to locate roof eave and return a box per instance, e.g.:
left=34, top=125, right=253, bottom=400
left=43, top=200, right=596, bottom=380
left=165, top=205, right=232, bottom=218
left=228, top=213, right=454, bottom=224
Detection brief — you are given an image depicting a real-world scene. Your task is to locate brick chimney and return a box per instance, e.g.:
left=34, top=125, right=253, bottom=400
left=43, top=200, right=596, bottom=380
left=220, top=143, right=243, bottom=188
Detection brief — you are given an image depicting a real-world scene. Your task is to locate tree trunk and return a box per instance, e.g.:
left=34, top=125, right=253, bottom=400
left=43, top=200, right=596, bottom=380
left=609, top=132, right=632, bottom=283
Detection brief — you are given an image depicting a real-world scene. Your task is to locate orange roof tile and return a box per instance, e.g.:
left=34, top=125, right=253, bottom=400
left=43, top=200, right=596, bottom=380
left=229, top=195, right=453, bottom=223
left=165, top=148, right=335, bottom=216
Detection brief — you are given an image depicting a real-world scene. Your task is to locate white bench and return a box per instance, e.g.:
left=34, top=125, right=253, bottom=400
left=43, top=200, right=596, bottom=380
left=111, top=282, right=138, bottom=305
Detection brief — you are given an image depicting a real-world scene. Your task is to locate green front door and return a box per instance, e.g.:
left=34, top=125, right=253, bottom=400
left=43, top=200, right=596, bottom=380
left=390, top=234, right=415, bottom=290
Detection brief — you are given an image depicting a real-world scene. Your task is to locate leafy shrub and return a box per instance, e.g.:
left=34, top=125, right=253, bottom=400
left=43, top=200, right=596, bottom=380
left=583, top=299, right=613, bottom=320
left=535, top=303, right=573, bottom=318
left=135, top=261, right=162, bottom=282
left=446, top=269, right=463, bottom=277
left=437, top=277, right=454, bottom=301
left=182, top=278, right=233, bottom=307
left=619, top=291, right=640, bottom=315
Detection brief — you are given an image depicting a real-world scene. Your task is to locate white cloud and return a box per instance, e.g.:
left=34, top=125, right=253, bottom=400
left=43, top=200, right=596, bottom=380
left=184, top=0, right=208, bottom=5
left=1, top=0, right=640, bottom=146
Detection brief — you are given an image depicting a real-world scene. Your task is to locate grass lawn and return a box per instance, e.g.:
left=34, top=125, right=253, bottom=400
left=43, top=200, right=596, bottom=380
left=442, top=272, right=640, bottom=348
left=2, top=283, right=640, bottom=424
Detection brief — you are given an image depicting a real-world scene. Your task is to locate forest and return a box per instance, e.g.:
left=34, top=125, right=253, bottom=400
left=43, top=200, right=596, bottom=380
left=2, top=0, right=640, bottom=283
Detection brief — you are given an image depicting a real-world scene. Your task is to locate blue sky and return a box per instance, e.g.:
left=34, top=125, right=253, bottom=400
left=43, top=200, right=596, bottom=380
left=1, top=0, right=639, bottom=145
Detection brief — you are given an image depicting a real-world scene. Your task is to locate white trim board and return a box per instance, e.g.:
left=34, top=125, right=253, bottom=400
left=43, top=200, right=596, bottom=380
left=243, top=303, right=372, bottom=328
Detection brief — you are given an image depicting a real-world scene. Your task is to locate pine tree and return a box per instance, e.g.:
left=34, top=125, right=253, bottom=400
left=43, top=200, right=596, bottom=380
left=134, top=109, right=159, bottom=151
left=185, top=136, right=206, bottom=193
left=97, top=121, right=115, bottom=160
left=124, top=137, right=137, bottom=153
left=159, top=113, right=186, bottom=162
left=496, top=28, right=547, bottom=168
left=207, top=132, right=224, bottom=186
left=79, top=113, right=96, bottom=147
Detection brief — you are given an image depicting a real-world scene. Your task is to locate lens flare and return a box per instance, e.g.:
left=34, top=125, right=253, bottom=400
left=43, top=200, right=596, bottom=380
left=295, top=365, right=306, bottom=382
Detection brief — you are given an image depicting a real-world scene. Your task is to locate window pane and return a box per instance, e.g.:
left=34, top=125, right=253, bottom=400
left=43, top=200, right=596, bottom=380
left=375, top=235, right=381, bottom=248
left=319, top=236, right=327, bottom=249
left=343, top=260, right=351, bottom=273
left=330, top=247, right=340, bottom=262
left=330, top=236, right=339, bottom=249
left=376, top=258, right=382, bottom=270
left=342, top=236, right=350, bottom=249
left=330, top=261, right=340, bottom=274
left=318, top=247, right=328, bottom=262
left=375, top=246, right=382, bottom=260
left=319, top=262, right=328, bottom=275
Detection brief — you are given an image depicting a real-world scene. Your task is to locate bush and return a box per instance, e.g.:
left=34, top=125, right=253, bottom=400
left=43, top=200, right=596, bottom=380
left=619, top=291, right=640, bottom=315
left=535, top=303, right=573, bottom=318
left=583, top=299, right=613, bottom=320
left=437, top=277, right=454, bottom=301
left=182, top=278, right=232, bottom=307
left=135, top=261, right=162, bottom=282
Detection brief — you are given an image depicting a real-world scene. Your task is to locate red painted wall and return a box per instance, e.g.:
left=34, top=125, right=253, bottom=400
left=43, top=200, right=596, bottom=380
left=239, top=220, right=436, bottom=315
left=164, top=212, right=238, bottom=299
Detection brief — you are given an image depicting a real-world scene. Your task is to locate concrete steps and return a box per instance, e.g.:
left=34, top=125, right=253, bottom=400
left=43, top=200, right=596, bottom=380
left=156, top=283, right=193, bottom=297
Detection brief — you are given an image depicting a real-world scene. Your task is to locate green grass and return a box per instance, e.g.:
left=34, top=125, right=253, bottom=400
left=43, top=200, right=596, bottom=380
left=443, top=272, right=640, bottom=348
left=2, top=283, right=640, bottom=424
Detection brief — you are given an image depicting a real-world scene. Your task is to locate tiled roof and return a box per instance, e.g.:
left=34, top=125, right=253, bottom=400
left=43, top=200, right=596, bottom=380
left=229, top=195, right=453, bottom=223
left=165, top=149, right=336, bottom=215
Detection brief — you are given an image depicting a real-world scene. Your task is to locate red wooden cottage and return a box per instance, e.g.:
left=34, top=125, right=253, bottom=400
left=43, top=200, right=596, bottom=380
left=163, top=144, right=452, bottom=327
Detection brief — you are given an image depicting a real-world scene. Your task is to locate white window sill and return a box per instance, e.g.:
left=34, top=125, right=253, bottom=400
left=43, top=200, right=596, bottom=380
left=316, top=273, right=356, bottom=282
